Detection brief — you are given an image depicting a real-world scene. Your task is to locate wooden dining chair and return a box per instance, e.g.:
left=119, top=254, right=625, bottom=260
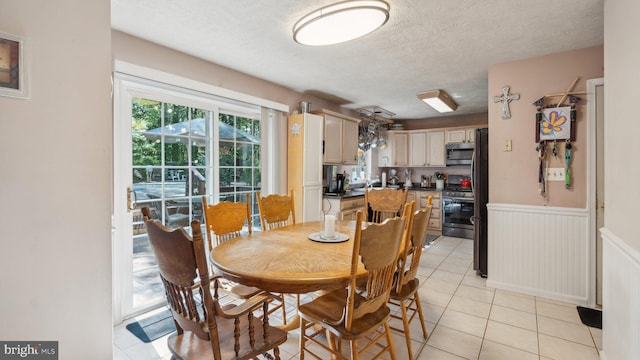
left=201, top=194, right=260, bottom=297
left=255, top=190, right=297, bottom=325
left=256, top=189, right=295, bottom=230
left=201, top=194, right=287, bottom=323
left=202, top=193, right=253, bottom=252
left=297, top=204, right=411, bottom=360
left=141, top=207, right=287, bottom=360
left=364, top=186, right=408, bottom=223
left=389, top=196, right=432, bottom=360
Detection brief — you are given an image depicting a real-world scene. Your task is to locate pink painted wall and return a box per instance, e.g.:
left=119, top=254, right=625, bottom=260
left=488, top=46, right=603, bottom=208
left=0, top=0, right=113, bottom=355
left=112, top=31, right=357, bottom=118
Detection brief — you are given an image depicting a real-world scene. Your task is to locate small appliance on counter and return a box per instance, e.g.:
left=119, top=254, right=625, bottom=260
left=324, top=165, right=346, bottom=194
left=388, top=169, right=400, bottom=188
left=404, top=169, right=412, bottom=187
left=420, top=175, right=430, bottom=188
left=460, top=177, right=471, bottom=189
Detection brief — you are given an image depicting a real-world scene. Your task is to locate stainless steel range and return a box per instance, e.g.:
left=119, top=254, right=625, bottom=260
left=442, top=175, right=475, bottom=239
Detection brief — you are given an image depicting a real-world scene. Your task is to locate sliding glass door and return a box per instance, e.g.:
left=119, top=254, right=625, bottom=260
left=113, top=74, right=262, bottom=322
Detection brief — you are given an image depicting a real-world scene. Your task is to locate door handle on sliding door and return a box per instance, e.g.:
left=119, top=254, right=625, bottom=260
left=127, top=186, right=137, bottom=212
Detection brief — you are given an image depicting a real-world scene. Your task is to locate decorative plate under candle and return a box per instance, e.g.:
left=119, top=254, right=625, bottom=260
left=308, top=232, right=349, bottom=243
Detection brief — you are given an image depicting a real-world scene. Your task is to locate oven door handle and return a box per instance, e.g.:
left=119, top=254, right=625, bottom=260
left=445, top=197, right=475, bottom=203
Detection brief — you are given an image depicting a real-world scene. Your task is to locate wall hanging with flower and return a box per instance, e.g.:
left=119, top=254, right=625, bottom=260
left=532, top=76, right=586, bottom=198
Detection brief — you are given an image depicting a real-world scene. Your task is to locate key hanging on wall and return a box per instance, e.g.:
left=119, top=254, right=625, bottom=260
left=565, top=140, right=572, bottom=189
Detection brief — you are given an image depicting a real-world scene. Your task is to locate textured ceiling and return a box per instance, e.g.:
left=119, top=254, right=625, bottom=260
left=111, top=0, right=604, bottom=120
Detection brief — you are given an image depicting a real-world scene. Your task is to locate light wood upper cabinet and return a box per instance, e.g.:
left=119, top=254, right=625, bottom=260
left=446, top=128, right=476, bottom=144
left=378, top=130, right=408, bottom=167
left=466, top=128, right=476, bottom=143
left=389, top=131, right=409, bottom=166
left=409, top=131, right=427, bottom=166
left=342, top=118, right=359, bottom=165
left=380, top=130, right=442, bottom=167
left=314, top=110, right=360, bottom=165
left=426, top=130, right=445, bottom=167
left=323, top=114, right=343, bottom=164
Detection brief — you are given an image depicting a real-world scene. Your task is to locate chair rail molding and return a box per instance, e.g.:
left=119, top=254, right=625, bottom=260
left=486, top=203, right=590, bottom=305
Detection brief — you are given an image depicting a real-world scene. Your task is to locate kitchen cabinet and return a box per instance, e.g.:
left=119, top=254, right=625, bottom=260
left=408, top=190, right=442, bottom=234
left=323, top=196, right=366, bottom=221
left=313, top=109, right=360, bottom=165
left=426, top=130, right=446, bottom=167
left=405, top=191, right=416, bottom=204
left=409, top=131, right=427, bottom=166
left=446, top=128, right=476, bottom=144
left=466, top=128, right=476, bottom=143
left=380, top=130, right=443, bottom=167
left=323, top=114, right=343, bottom=164
left=378, top=131, right=408, bottom=167
left=288, top=113, right=323, bottom=222
left=342, top=118, right=359, bottom=164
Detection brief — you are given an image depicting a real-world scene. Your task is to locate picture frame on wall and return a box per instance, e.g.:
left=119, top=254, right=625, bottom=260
left=538, top=106, right=573, bottom=141
left=0, top=31, right=28, bottom=99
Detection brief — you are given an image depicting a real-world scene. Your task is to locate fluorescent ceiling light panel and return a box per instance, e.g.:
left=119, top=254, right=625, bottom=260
left=417, top=90, right=458, bottom=113
left=293, top=0, right=390, bottom=46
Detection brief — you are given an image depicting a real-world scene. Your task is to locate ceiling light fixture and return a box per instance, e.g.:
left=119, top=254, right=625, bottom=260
left=293, top=0, right=390, bottom=46
left=417, top=90, right=458, bottom=113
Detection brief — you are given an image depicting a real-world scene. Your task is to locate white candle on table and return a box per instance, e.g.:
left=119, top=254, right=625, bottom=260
left=324, top=215, right=336, bottom=238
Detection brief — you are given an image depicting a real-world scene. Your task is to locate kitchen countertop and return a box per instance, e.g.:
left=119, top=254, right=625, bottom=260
left=323, top=190, right=366, bottom=199
left=323, top=186, right=442, bottom=199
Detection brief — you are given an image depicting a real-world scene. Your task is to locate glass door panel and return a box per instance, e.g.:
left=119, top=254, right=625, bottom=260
left=217, top=113, right=261, bottom=231
left=130, top=98, right=214, bottom=312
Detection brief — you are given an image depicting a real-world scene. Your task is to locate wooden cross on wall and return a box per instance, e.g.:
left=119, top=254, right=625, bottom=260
left=493, top=86, right=520, bottom=119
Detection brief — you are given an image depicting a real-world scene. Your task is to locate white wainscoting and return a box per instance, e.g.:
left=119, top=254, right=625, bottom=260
left=601, top=228, right=640, bottom=360
left=486, top=203, right=590, bottom=304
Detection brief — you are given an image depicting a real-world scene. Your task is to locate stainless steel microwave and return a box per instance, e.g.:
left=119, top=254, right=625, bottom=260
left=446, top=143, right=474, bottom=165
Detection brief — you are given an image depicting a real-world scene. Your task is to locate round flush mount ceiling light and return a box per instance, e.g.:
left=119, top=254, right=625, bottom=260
left=293, top=0, right=390, bottom=46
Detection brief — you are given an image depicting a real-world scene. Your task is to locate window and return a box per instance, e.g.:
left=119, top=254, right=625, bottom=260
left=218, top=112, right=262, bottom=230
left=351, top=148, right=371, bottom=183
left=132, top=99, right=213, bottom=230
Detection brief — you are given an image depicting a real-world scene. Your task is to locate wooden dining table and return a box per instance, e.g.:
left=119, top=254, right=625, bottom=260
left=209, top=220, right=367, bottom=295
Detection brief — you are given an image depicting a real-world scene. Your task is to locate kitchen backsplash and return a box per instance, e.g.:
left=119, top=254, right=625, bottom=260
left=331, top=152, right=471, bottom=186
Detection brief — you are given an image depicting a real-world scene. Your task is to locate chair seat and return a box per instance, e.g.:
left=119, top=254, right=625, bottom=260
left=167, top=307, right=287, bottom=360
left=298, top=289, right=391, bottom=340
left=218, top=280, right=263, bottom=299
left=390, top=278, right=420, bottom=301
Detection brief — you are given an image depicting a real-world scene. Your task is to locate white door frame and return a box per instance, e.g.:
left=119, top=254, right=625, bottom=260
left=587, top=77, right=604, bottom=307
left=112, top=73, right=224, bottom=323
left=112, top=66, right=288, bottom=324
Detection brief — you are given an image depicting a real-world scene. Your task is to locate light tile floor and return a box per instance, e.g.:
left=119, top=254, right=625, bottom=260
left=114, top=236, right=603, bottom=360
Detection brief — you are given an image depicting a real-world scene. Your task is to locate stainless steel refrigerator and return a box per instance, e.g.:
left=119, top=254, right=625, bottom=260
left=472, top=128, right=489, bottom=277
